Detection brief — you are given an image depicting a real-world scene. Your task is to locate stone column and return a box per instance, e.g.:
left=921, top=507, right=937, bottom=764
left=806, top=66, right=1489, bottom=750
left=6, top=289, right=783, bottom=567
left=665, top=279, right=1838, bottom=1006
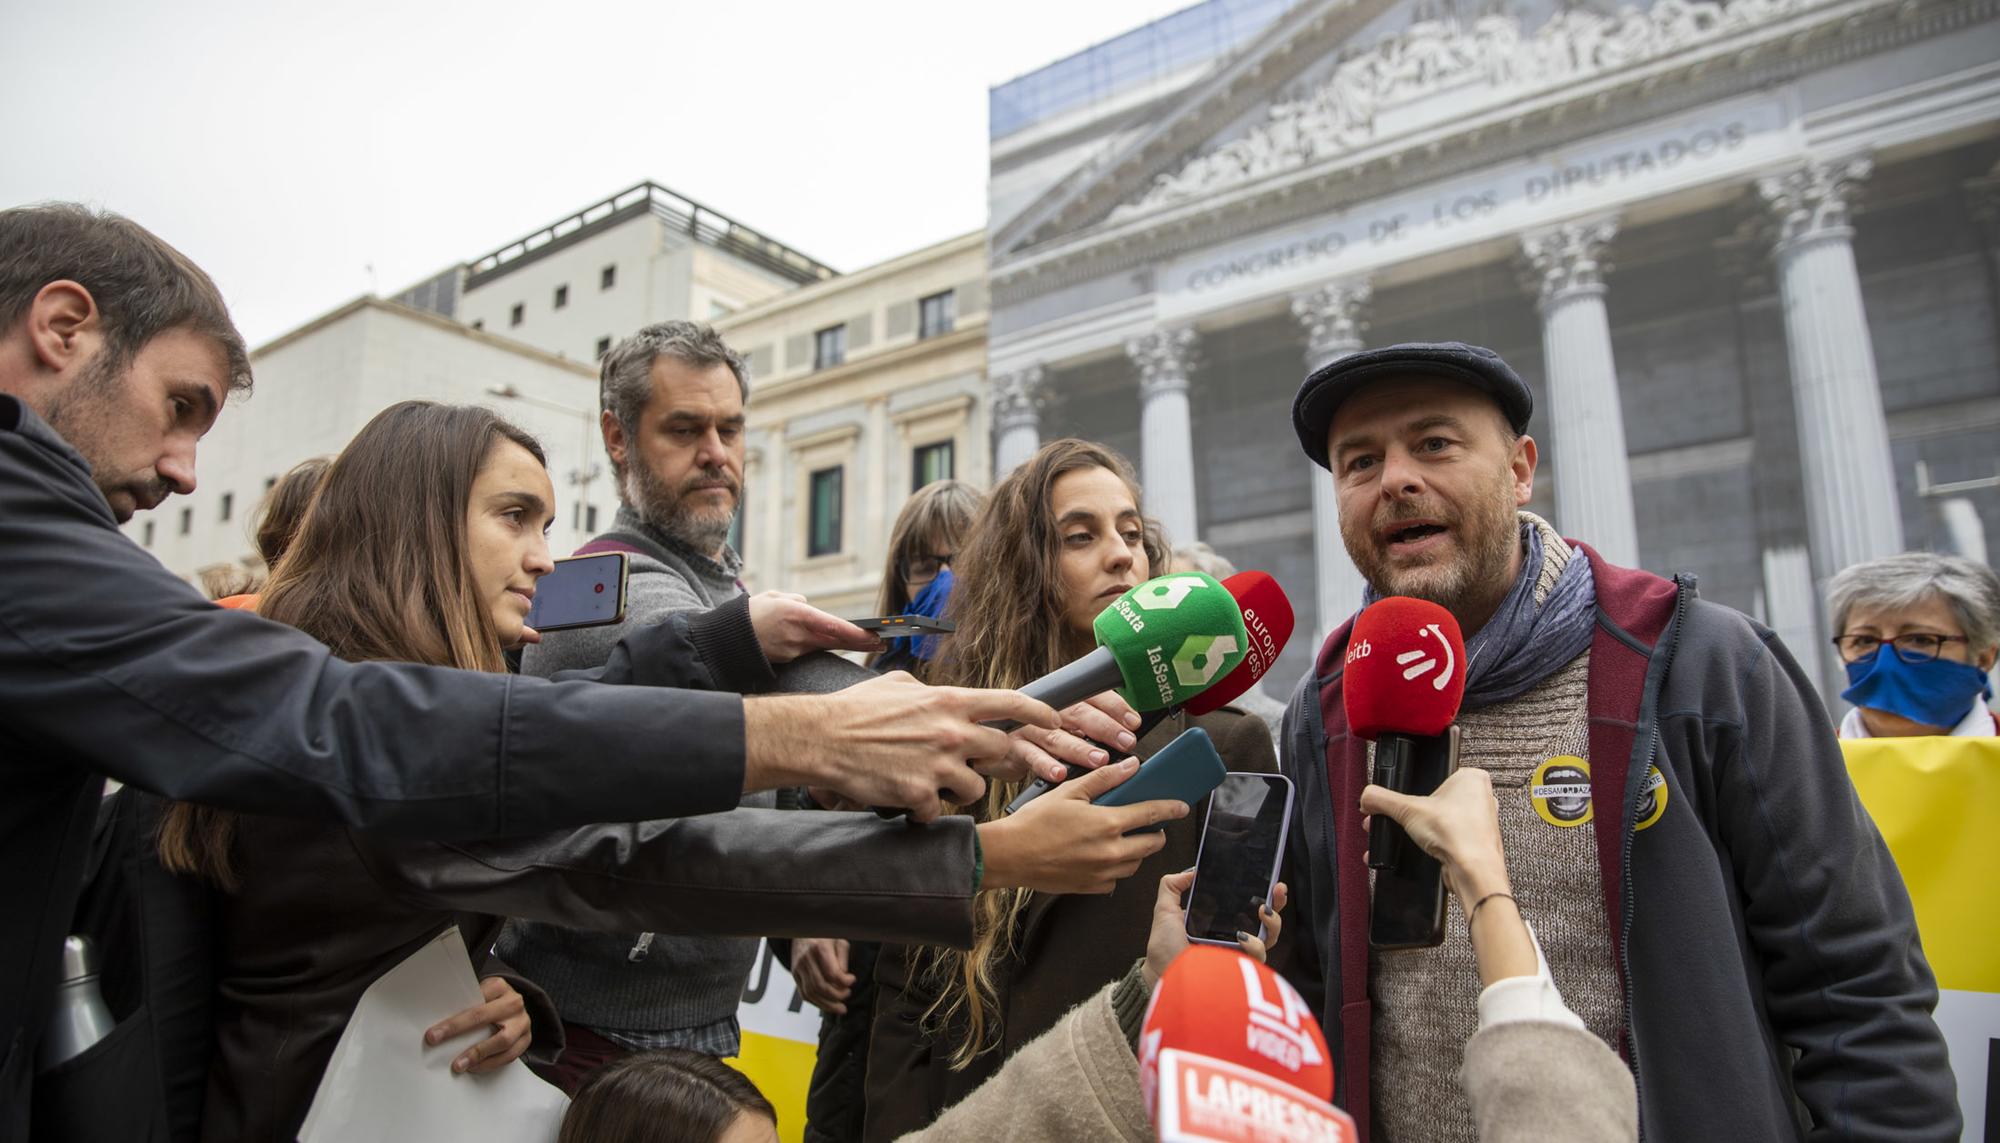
left=1756, top=157, right=1904, bottom=590
left=1126, top=329, right=1202, bottom=547
left=991, top=365, right=1047, bottom=477
left=1292, top=280, right=1374, bottom=641
left=1522, top=217, right=1641, bottom=567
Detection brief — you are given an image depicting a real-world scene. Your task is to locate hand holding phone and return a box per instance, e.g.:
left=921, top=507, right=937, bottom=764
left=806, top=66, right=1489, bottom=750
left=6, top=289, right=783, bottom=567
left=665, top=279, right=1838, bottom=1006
left=1185, top=773, right=1294, bottom=946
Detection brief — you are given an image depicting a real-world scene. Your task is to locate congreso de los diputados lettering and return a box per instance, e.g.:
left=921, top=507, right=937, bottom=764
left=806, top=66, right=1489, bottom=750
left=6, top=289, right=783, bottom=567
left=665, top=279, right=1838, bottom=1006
left=985, top=0, right=2000, bottom=695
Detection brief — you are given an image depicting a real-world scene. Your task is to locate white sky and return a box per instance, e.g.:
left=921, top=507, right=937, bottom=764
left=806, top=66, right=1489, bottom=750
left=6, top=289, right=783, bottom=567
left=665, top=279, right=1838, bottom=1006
left=0, top=0, right=1195, bottom=347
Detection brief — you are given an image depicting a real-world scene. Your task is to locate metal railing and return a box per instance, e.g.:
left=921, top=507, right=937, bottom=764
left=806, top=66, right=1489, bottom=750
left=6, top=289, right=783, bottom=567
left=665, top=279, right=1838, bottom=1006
left=464, top=181, right=837, bottom=288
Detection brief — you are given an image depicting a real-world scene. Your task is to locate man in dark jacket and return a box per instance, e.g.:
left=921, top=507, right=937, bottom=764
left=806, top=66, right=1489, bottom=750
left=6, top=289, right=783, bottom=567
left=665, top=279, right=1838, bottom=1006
left=0, top=204, right=1058, bottom=1139
left=1274, top=341, right=1957, bottom=1140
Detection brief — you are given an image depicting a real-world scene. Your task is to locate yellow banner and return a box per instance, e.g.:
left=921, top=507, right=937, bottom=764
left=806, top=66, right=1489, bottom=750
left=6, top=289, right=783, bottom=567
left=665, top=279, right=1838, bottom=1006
left=1843, top=734, right=2000, bottom=1139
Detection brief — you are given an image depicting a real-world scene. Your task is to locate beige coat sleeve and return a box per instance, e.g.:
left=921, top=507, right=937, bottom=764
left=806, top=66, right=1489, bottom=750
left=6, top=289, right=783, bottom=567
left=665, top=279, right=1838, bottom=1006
left=898, top=980, right=1152, bottom=1143
left=1459, top=1021, right=1637, bottom=1143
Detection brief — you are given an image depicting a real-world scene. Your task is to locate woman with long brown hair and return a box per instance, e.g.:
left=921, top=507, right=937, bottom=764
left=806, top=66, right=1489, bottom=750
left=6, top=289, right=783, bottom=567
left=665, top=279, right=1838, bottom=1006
left=861, top=439, right=1279, bottom=1140
left=155, top=401, right=568, bottom=1141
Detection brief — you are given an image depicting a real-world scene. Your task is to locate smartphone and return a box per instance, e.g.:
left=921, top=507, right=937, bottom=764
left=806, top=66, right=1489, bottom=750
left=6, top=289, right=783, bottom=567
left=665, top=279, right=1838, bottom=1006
left=1088, top=726, right=1229, bottom=832
left=1369, top=725, right=1464, bottom=951
left=1185, top=772, right=1295, bottom=946
left=850, top=615, right=956, bottom=635
left=525, top=552, right=629, bottom=632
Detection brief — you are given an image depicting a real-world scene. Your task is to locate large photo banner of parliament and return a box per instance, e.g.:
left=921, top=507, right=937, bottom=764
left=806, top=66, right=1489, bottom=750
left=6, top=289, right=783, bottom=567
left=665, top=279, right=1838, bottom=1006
left=1845, top=737, right=2000, bottom=1138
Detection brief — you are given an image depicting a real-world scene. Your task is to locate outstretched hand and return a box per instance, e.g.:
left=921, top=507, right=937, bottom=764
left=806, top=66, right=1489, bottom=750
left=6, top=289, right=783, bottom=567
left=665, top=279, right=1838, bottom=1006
left=987, top=690, right=1144, bottom=783
left=748, top=591, right=882, bottom=663
left=1143, top=869, right=1288, bottom=987
left=977, top=758, right=1187, bottom=894
left=1359, top=767, right=1511, bottom=907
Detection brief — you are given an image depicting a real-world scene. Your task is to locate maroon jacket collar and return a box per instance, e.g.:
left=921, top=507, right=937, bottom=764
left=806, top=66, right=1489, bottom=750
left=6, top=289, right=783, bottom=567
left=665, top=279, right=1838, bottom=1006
left=1312, top=541, right=1680, bottom=1136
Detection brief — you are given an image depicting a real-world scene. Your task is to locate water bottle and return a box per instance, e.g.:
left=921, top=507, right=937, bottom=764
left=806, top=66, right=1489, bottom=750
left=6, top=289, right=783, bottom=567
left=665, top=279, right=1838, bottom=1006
left=39, top=935, right=116, bottom=1070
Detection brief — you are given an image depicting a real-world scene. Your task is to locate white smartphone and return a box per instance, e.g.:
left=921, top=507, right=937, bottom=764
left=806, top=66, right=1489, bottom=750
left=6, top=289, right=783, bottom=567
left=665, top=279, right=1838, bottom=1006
left=526, top=552, right=629, bottom=632
left=1185, top=772, right=1295, bottom=946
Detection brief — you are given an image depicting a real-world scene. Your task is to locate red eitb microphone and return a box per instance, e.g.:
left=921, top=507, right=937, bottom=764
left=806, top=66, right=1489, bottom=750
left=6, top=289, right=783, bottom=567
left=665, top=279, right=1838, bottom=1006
left=1343, top=597, right=1467, bottom=873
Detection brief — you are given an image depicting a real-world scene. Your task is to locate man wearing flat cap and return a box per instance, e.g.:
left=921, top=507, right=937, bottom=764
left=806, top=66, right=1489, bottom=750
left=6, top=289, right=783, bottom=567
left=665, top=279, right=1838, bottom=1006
left=1270, top=342, right=1958, bottom=1141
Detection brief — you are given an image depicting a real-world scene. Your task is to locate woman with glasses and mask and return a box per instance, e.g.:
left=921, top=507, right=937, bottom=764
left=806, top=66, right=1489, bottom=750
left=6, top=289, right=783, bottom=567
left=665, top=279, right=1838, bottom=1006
left=866, top=479, right=984, bottom=679
left=1826, top=552, right=2000, bottom=738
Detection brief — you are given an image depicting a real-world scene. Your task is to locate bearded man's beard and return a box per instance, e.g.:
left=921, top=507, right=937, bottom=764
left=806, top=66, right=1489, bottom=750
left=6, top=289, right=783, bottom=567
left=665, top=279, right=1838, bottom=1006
left=1342, top=475, right=1521, bottom=616
left=626, top=461, right=739, bottom=554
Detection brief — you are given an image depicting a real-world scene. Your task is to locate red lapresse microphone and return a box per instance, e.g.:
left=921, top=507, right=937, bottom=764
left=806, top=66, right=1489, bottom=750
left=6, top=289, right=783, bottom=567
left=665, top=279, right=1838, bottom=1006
left=1343, top=597, right=1466, bottom=874
left=1139, top=946, right=1356, bottom=1142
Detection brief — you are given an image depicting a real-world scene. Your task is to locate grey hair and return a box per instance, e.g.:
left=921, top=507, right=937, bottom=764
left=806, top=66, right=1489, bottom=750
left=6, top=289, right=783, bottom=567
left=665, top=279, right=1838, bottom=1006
left=597, top=321, right=747, bottom=478
left=1826, top=551, right=2000, bottom=654
left=1172, top=541, right=1238, bottom=579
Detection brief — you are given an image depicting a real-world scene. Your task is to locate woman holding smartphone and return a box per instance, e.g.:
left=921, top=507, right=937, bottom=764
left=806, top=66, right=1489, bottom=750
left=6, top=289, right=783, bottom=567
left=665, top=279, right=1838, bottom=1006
left=861, top=438, right=1280, bottom=1141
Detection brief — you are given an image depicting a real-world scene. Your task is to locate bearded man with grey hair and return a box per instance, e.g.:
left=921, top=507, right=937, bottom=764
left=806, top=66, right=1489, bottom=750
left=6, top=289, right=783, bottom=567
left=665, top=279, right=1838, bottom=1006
left=501, top=320, right=881, bottom=1087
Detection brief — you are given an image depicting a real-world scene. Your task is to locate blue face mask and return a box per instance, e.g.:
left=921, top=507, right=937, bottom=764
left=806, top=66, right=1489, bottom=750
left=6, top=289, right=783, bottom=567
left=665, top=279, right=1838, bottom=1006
left=888, top=568, right=955, bottom=663
left=1841, top=647, right=1993, bottom=730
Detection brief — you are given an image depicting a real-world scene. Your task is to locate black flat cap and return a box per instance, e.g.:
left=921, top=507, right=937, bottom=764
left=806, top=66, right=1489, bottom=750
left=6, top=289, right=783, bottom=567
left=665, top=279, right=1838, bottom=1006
left=1292, top=341, right=1533, bottom=470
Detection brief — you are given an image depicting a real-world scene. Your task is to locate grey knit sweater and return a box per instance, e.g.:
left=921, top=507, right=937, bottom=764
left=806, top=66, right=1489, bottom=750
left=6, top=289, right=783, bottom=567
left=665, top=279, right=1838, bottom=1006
left=1368, top=532, right=1625, bottom=1143
left=498, top=506, right=774, bottom=1050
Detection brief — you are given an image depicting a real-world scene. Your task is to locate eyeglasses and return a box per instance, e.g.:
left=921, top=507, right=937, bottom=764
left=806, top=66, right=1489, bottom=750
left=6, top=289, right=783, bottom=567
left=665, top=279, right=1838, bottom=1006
left=1830, top=632, right=1971, bottom=664
left=900, top=553, right=953, bottom=582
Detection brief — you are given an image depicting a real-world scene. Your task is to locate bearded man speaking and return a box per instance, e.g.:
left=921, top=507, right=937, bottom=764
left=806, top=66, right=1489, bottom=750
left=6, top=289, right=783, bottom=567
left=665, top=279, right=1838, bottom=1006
left=1268, top=341, right=1958, bottom=1141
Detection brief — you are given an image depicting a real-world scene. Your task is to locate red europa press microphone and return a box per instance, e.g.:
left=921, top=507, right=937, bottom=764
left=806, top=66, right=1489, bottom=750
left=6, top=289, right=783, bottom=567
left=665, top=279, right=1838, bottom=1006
left=1186, top=571, right=1295, bottom=717
left=1139, top=946, right=1356, bottom=1143
left=1343, top=597, right=1467, bottom=872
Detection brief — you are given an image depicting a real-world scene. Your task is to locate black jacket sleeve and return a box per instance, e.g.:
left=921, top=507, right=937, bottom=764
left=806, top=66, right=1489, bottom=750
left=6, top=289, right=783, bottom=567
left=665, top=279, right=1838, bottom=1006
left=351, top=809, right=978, bottom=950
left=0, top=396, right=745, bottom=838
left=1716, top=618, right=1959, bottom=1140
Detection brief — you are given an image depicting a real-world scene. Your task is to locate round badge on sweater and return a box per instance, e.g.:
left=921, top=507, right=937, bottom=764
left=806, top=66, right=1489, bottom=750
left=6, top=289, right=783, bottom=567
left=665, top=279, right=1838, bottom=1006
left=1530, top=756, right=1593, bottom=827
left=1633, top=765, right=1669, bottom=831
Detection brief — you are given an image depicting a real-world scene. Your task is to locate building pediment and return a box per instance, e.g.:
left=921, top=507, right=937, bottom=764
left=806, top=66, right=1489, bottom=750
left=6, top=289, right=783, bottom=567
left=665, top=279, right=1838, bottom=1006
left=996, top=0, right=1902, bottom=274
left=1113, top=0, right=1823, bottom=222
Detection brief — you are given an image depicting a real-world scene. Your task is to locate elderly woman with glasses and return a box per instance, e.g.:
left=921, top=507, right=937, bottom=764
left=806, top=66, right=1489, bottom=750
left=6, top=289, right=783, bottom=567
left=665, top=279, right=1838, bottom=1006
left=1827, top=551, right=2000, bottom=738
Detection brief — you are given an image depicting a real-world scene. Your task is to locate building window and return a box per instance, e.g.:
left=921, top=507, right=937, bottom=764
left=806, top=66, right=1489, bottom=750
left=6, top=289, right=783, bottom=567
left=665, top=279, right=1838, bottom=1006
left=510, top=303, right=524, bottom=328
left=264, top=475, right=278, bottom=492
left=919, top=290, right=956, bottom=339
left=585, top=504, right=600, bottom=533
left=601, top=264, right=617, bottom=290
left=808, top=466, right=843, bottom=557
left=814, top=325, right=847, bottom=370
left=143, top=521, right=155, bottom=547
left=726, top=493, right=744, bottom=553
left=471, top=319, right=485, bottom=331
left=554, top=284, right=569, bottom=309
left=596, top=336, right=612, bottom=359
left=219, top=492, right=234, bottom=522
left=178, top=507, right=192, bottom=536
left=912, top=441, right=954, bottom=491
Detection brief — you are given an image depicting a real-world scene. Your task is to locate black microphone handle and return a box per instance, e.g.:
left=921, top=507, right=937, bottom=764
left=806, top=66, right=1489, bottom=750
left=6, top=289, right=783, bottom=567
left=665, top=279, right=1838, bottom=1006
left=1367, top=733, right=1417, bottom=871
left=985, top=646, right=1127, bottom=732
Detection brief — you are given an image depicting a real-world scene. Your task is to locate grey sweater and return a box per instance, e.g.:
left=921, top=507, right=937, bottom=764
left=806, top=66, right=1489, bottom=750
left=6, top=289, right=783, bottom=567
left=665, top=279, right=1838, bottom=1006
left=499, top=506, right=773, bottom=1049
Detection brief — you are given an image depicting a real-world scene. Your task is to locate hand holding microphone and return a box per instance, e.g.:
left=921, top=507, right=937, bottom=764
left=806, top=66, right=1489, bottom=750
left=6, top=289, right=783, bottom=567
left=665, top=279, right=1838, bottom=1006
left=1344, top=597, right=1468, bottom=949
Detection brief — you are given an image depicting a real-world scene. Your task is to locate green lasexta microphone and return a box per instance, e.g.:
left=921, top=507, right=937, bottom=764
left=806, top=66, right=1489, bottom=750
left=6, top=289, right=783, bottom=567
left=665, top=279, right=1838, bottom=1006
left=989, top=571, right=1251, bottom=730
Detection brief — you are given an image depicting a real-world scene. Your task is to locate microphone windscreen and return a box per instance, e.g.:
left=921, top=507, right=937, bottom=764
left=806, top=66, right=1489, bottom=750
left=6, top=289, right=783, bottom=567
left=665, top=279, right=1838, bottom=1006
left=1092, top=572, right=1251, bottom=712
left=1185, top=571, right=1295, bottom=717
left=1138, top=945, right=1334, bottom=1120
left=1342, top=596, right=1466, bottom=739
